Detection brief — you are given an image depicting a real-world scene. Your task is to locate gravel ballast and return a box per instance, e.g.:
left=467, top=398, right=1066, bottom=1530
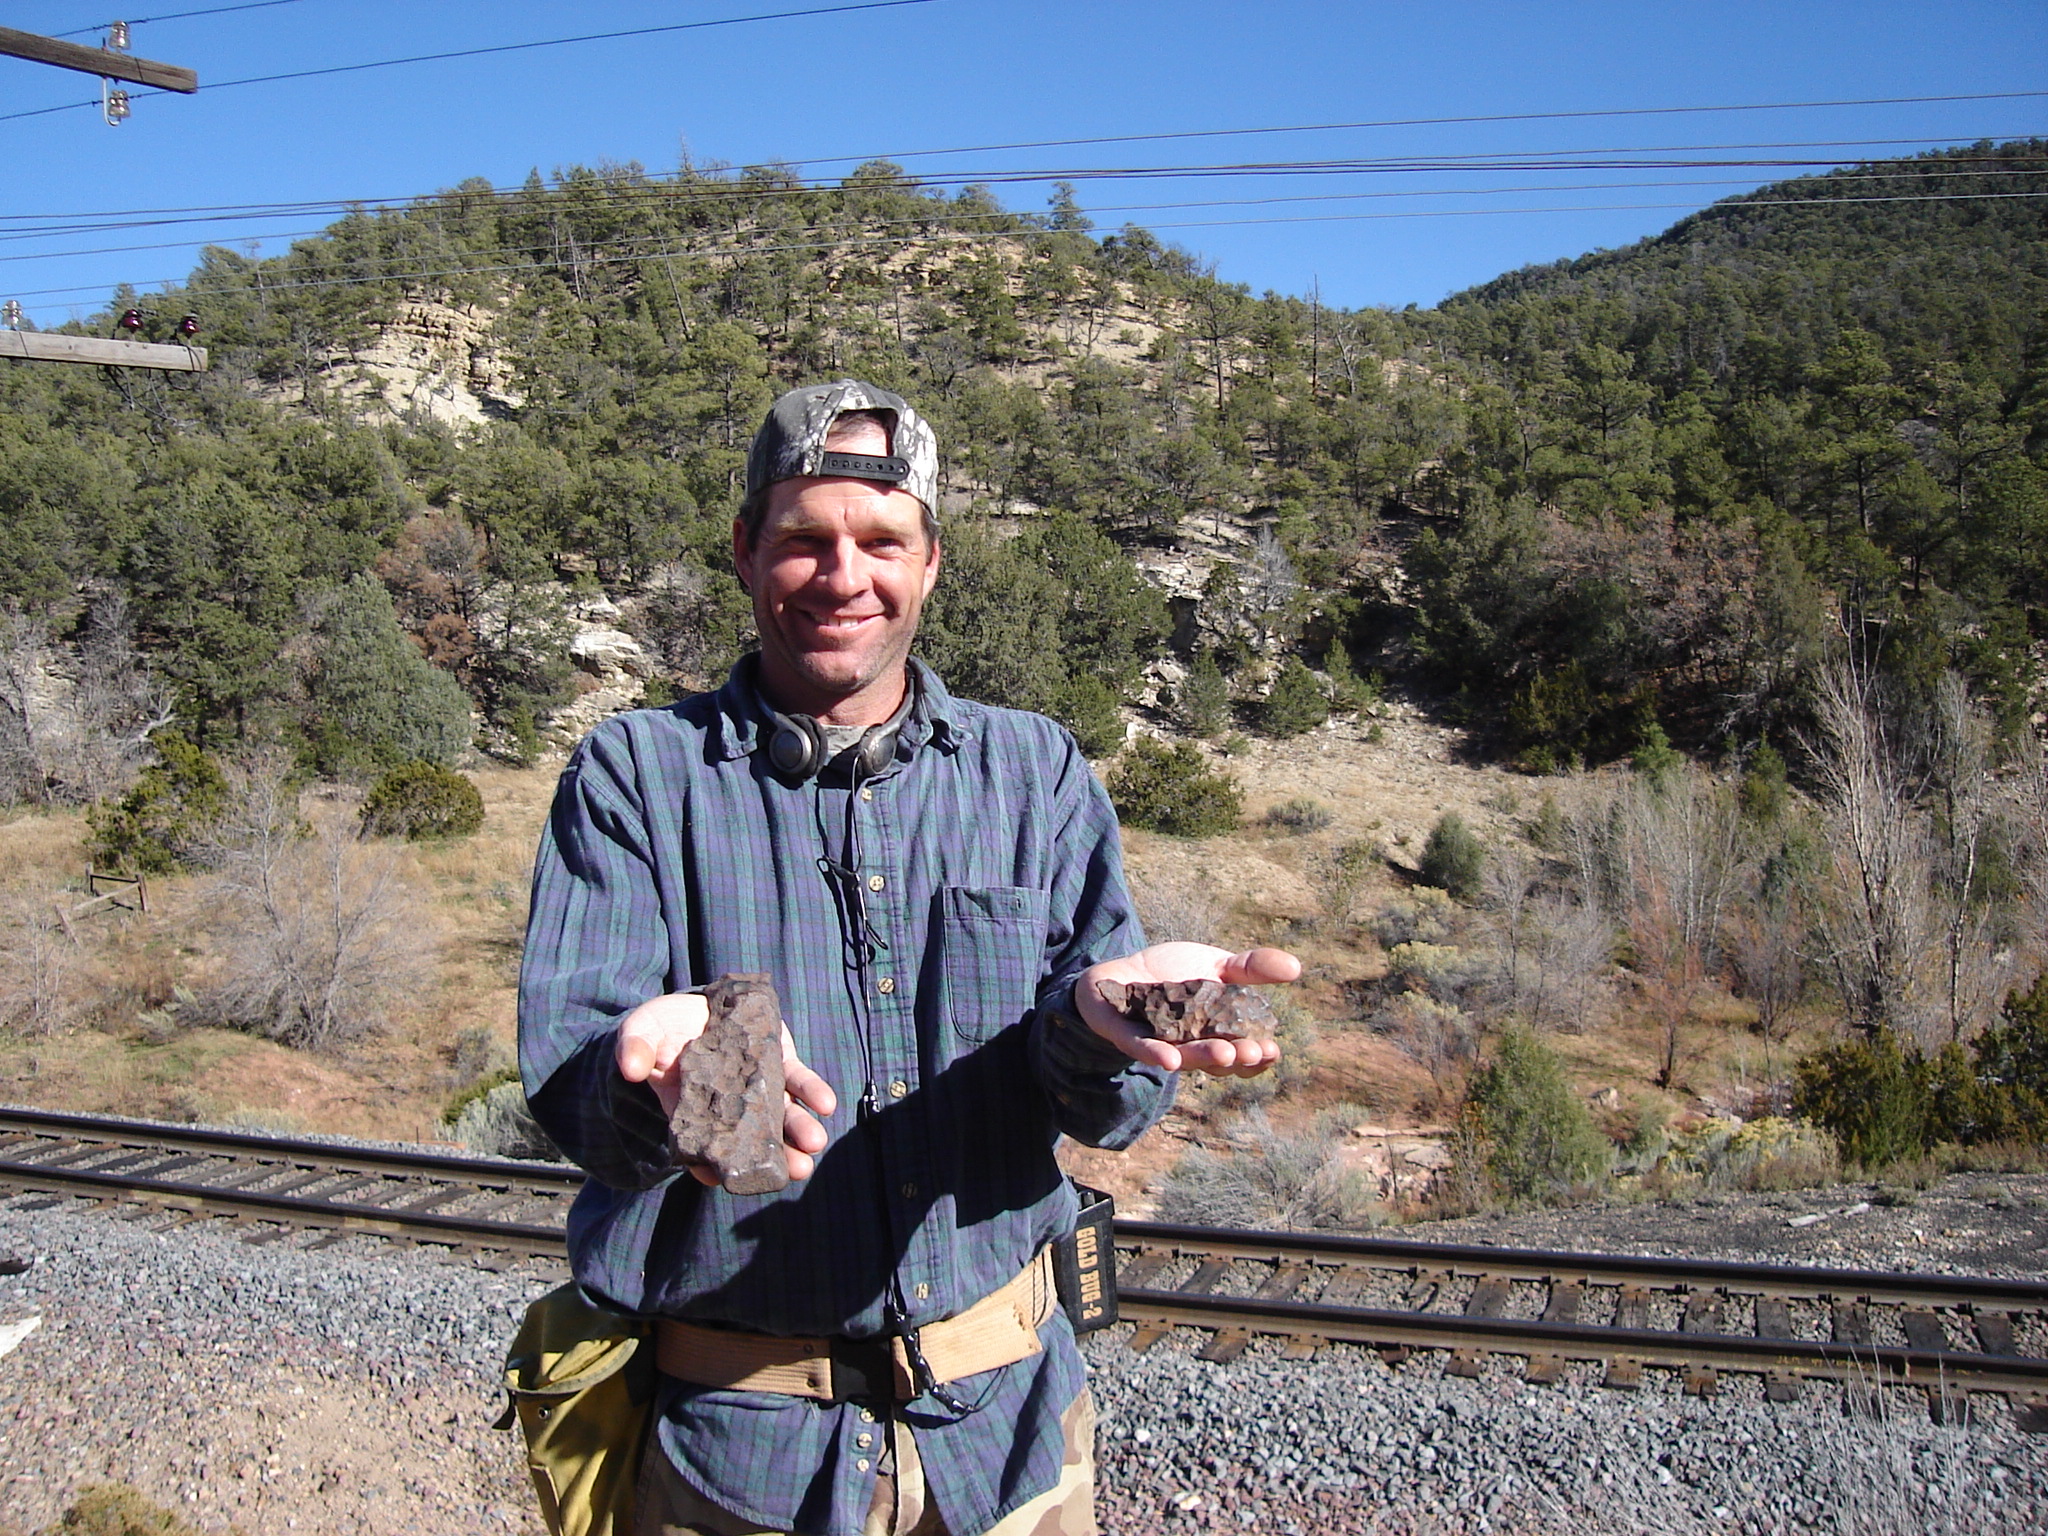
left=1, top=1175, right=2044, bottom=1536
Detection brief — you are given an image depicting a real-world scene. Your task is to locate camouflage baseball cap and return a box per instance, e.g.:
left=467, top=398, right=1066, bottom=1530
left=744, top=379, right=939, bottom=513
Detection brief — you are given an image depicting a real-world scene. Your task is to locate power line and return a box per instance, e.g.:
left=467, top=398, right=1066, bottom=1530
left=51, top=1, right=313, bottom=40
left=11, top=186, right=2042, bottom=313
left=11, top=167, right=2043, bottom=266
left=0, top=0, right=943, bottom=122
left=802, top=91, right=2048, bottom=169
left=6, top=133, right=2039, bottom=234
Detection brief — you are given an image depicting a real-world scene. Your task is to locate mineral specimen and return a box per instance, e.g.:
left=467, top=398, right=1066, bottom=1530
left=667, top=973, right=788, bottom=1195
left=1096, top=977, right=1278, bottom=1044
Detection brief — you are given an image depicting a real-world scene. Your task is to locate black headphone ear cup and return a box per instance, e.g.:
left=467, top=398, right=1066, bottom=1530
left=854, top=725, right=890, bottom=778
left=768, top=712, right=826, bottom=778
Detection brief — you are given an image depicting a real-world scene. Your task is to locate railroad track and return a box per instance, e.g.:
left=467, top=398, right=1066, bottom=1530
left=5, top=1106, right=2045, bottom=1421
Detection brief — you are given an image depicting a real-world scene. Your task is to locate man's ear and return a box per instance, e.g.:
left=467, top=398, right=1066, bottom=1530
left=731, top=516, right=751, bottom=592
left=922, top=534, right=942, bottom=597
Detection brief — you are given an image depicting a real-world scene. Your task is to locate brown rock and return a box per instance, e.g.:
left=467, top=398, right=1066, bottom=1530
left=1096, top=978, right=1278, bottom=1044
left=667, top=973, right=788, bottom=1195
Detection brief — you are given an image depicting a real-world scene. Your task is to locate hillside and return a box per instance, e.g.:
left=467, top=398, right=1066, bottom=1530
left=2, top=142, right=2045, bottom=1200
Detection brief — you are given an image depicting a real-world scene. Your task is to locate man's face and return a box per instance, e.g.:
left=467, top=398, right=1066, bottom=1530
left=735, top=472, right=940, bottom=726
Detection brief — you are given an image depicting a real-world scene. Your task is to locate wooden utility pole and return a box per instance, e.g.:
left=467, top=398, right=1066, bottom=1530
left=0, top=331, right=208, bottom=372
left=0, top=25, right=198, bottom=93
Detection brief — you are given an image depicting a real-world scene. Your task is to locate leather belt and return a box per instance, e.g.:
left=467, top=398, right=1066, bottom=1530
left=654, top=1247, right=1056, bottom=1403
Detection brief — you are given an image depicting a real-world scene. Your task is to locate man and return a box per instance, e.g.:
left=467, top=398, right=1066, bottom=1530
left=519, top=379, right=1297, bottom=1536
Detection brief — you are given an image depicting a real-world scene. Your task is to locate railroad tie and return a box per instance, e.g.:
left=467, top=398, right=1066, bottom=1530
left=1603, top=1286, right=1650, bottom=1391
left=1899, top=1310, right=1973, bottom=1425
left=1115, top=1250, right=1173, bottom=1289
left=1178, top=1258, right=1233, bottom=1295
left=1754, top=1295, right=1803, bottom=1403
left=1526, top=1277, right=1584, bottom=1383
left=1450, top=1275, right=1514, bottom=1378
left=1197, top=1329, right=1250, bottom=1363
left=1681, top=1289, right=1726, bottom=1397
left=1831, top=1301, right=1886, bottom=1418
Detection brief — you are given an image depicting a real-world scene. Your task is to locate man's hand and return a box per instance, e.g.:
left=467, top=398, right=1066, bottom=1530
left=1074, top=943, right=1301, bottom=1076
left=615, top=991, right=837, bottom=1187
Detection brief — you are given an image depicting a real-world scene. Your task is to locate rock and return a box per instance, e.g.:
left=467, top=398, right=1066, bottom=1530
left=667, top=974, right=788, bottom=1195
left=568, top=626, right=654, bottom=681
left=1096, top=978, right=1278, bottom=1044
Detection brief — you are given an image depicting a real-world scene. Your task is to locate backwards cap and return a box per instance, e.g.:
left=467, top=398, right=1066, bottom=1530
left=744, top=379, right=939, bottom=513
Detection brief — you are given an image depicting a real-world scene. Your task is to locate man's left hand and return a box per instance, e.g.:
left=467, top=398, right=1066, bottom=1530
left=1073, top=942, right=1301, bottom=1076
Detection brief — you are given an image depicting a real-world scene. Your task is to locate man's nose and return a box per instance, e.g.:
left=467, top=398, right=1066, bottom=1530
left=812, top=537, right=868, bottom=594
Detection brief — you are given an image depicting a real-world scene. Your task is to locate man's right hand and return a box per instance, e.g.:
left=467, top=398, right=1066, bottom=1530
left=615, top=992, right=837, bottom=1187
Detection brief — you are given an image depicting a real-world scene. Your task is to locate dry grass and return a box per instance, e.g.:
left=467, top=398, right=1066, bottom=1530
left=0, top=767, right=558, bottom=1141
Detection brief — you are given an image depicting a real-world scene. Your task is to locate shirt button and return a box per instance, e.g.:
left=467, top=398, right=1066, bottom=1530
left=856, top=1458, right=871, bottom=1473
left=877, top=977, right=895, bottom=995
left=914, top=1283, right=930, bottom=1300
left=888, top=1080, right=908, bottom=1099
left=867, top=874, right=885, bottom=893
left=860, top=786, right=874, bottom=802
left=900, top=1181, right=917, bottom=1199
left=856, top=1432, right=874, bottom=1449
left=859, top=1408, right=876, bottom=1423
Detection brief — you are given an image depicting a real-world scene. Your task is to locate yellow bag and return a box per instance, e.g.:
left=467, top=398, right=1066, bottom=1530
left=501, top=1282, right=656, bottom=1536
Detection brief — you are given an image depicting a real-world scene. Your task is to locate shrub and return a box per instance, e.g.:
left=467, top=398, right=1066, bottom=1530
left=1323, top=642, right=1380, bottom=715
left=1383, top=941, right=1493, bottom=1000
left=1154, top=1108, right=1376, bottom=1230
left=1416, top=811, right=1484, bottom=899
left=1260, top=656, right=1329, bottom=738
left=359, top=760, right=485, bottom=840
left=448, top=1078, right=562, bottom=1161
left=86, top=730, right=227, bottom=876
left=1370, top=888, right=1460, bottom=949
left=1049, top=671, right=1127, bottom=758
left=1107, top=737, right=1241, bottom=837
left=1307, top=837, right=1376, bottom=926
left=1180, top=648, right=1229, bottom=738
left=1793, top=1028, right=1929, bottom=1166
left=196, top=773, right=436, bottom=1052
left=1460, top=1026, right=1611, bottom=1204
left=1263, top=796, right=1333, bottom=834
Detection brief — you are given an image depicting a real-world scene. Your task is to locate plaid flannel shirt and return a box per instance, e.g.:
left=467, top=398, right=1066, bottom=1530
left=518, top=658, right=1172, bottom=1536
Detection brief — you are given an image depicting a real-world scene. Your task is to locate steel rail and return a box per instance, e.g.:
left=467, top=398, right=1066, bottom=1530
left=0, top=1159, right=568, bottom=1257
left=1120, top=1218, right=2048, bottom=1310
left=1115, top=1286, right=2048, bottom=1395
left=4, top=1108, right=2042, bottom=1400
left=0, top=1104, right=584, bottom=1194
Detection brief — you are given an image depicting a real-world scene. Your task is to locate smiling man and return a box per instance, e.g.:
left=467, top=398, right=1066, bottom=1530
left=518, top=380, right=1297, bottom=1536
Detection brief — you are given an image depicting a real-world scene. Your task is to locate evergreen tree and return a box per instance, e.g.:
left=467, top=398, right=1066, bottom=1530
left=305, top=575, right=473, bottom=779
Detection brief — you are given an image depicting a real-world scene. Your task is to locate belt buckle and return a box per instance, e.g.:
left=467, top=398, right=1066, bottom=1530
left=827, top=1337, right=895, bottom=1404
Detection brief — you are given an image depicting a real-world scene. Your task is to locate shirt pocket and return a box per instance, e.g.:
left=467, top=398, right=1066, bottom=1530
left=937, top=885, right=1051, bottom=1045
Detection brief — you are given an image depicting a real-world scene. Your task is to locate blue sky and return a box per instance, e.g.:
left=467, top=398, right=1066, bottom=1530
left=3, top=0, right=2044, bottom=327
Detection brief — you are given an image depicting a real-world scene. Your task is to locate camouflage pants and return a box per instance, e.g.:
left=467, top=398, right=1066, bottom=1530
left=632, top=1389, right=1097, bottom=1536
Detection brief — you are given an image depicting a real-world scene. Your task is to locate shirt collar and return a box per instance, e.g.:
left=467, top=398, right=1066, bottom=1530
left=707, top=655, right=974, bottom=765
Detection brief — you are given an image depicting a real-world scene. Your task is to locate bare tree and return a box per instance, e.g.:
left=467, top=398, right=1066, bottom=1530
left=0, top=597, right=170, bottom=807
left=195, top=756, right=436, bottom=1051
left=1924, top=673, right=2015, bottom=1043
left=0, top=609, right=54, bottom=805
left=1616, top=769, right=1747, bottom=1086
left=1128, top=863, right=1228, bottom=945
left=0, top=891, right=73, bottom=1036
left=1803, top=658, right=1936, bottom=1045
left=1239, top=526, right=1302, bottom=653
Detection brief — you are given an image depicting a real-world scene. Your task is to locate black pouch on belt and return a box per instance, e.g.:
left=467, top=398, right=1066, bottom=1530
left=1051, top=1182, right=1117, bottom=1333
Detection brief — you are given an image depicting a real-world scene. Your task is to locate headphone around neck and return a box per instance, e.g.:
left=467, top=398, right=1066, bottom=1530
left=765, top=675, right=918, bottom=782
